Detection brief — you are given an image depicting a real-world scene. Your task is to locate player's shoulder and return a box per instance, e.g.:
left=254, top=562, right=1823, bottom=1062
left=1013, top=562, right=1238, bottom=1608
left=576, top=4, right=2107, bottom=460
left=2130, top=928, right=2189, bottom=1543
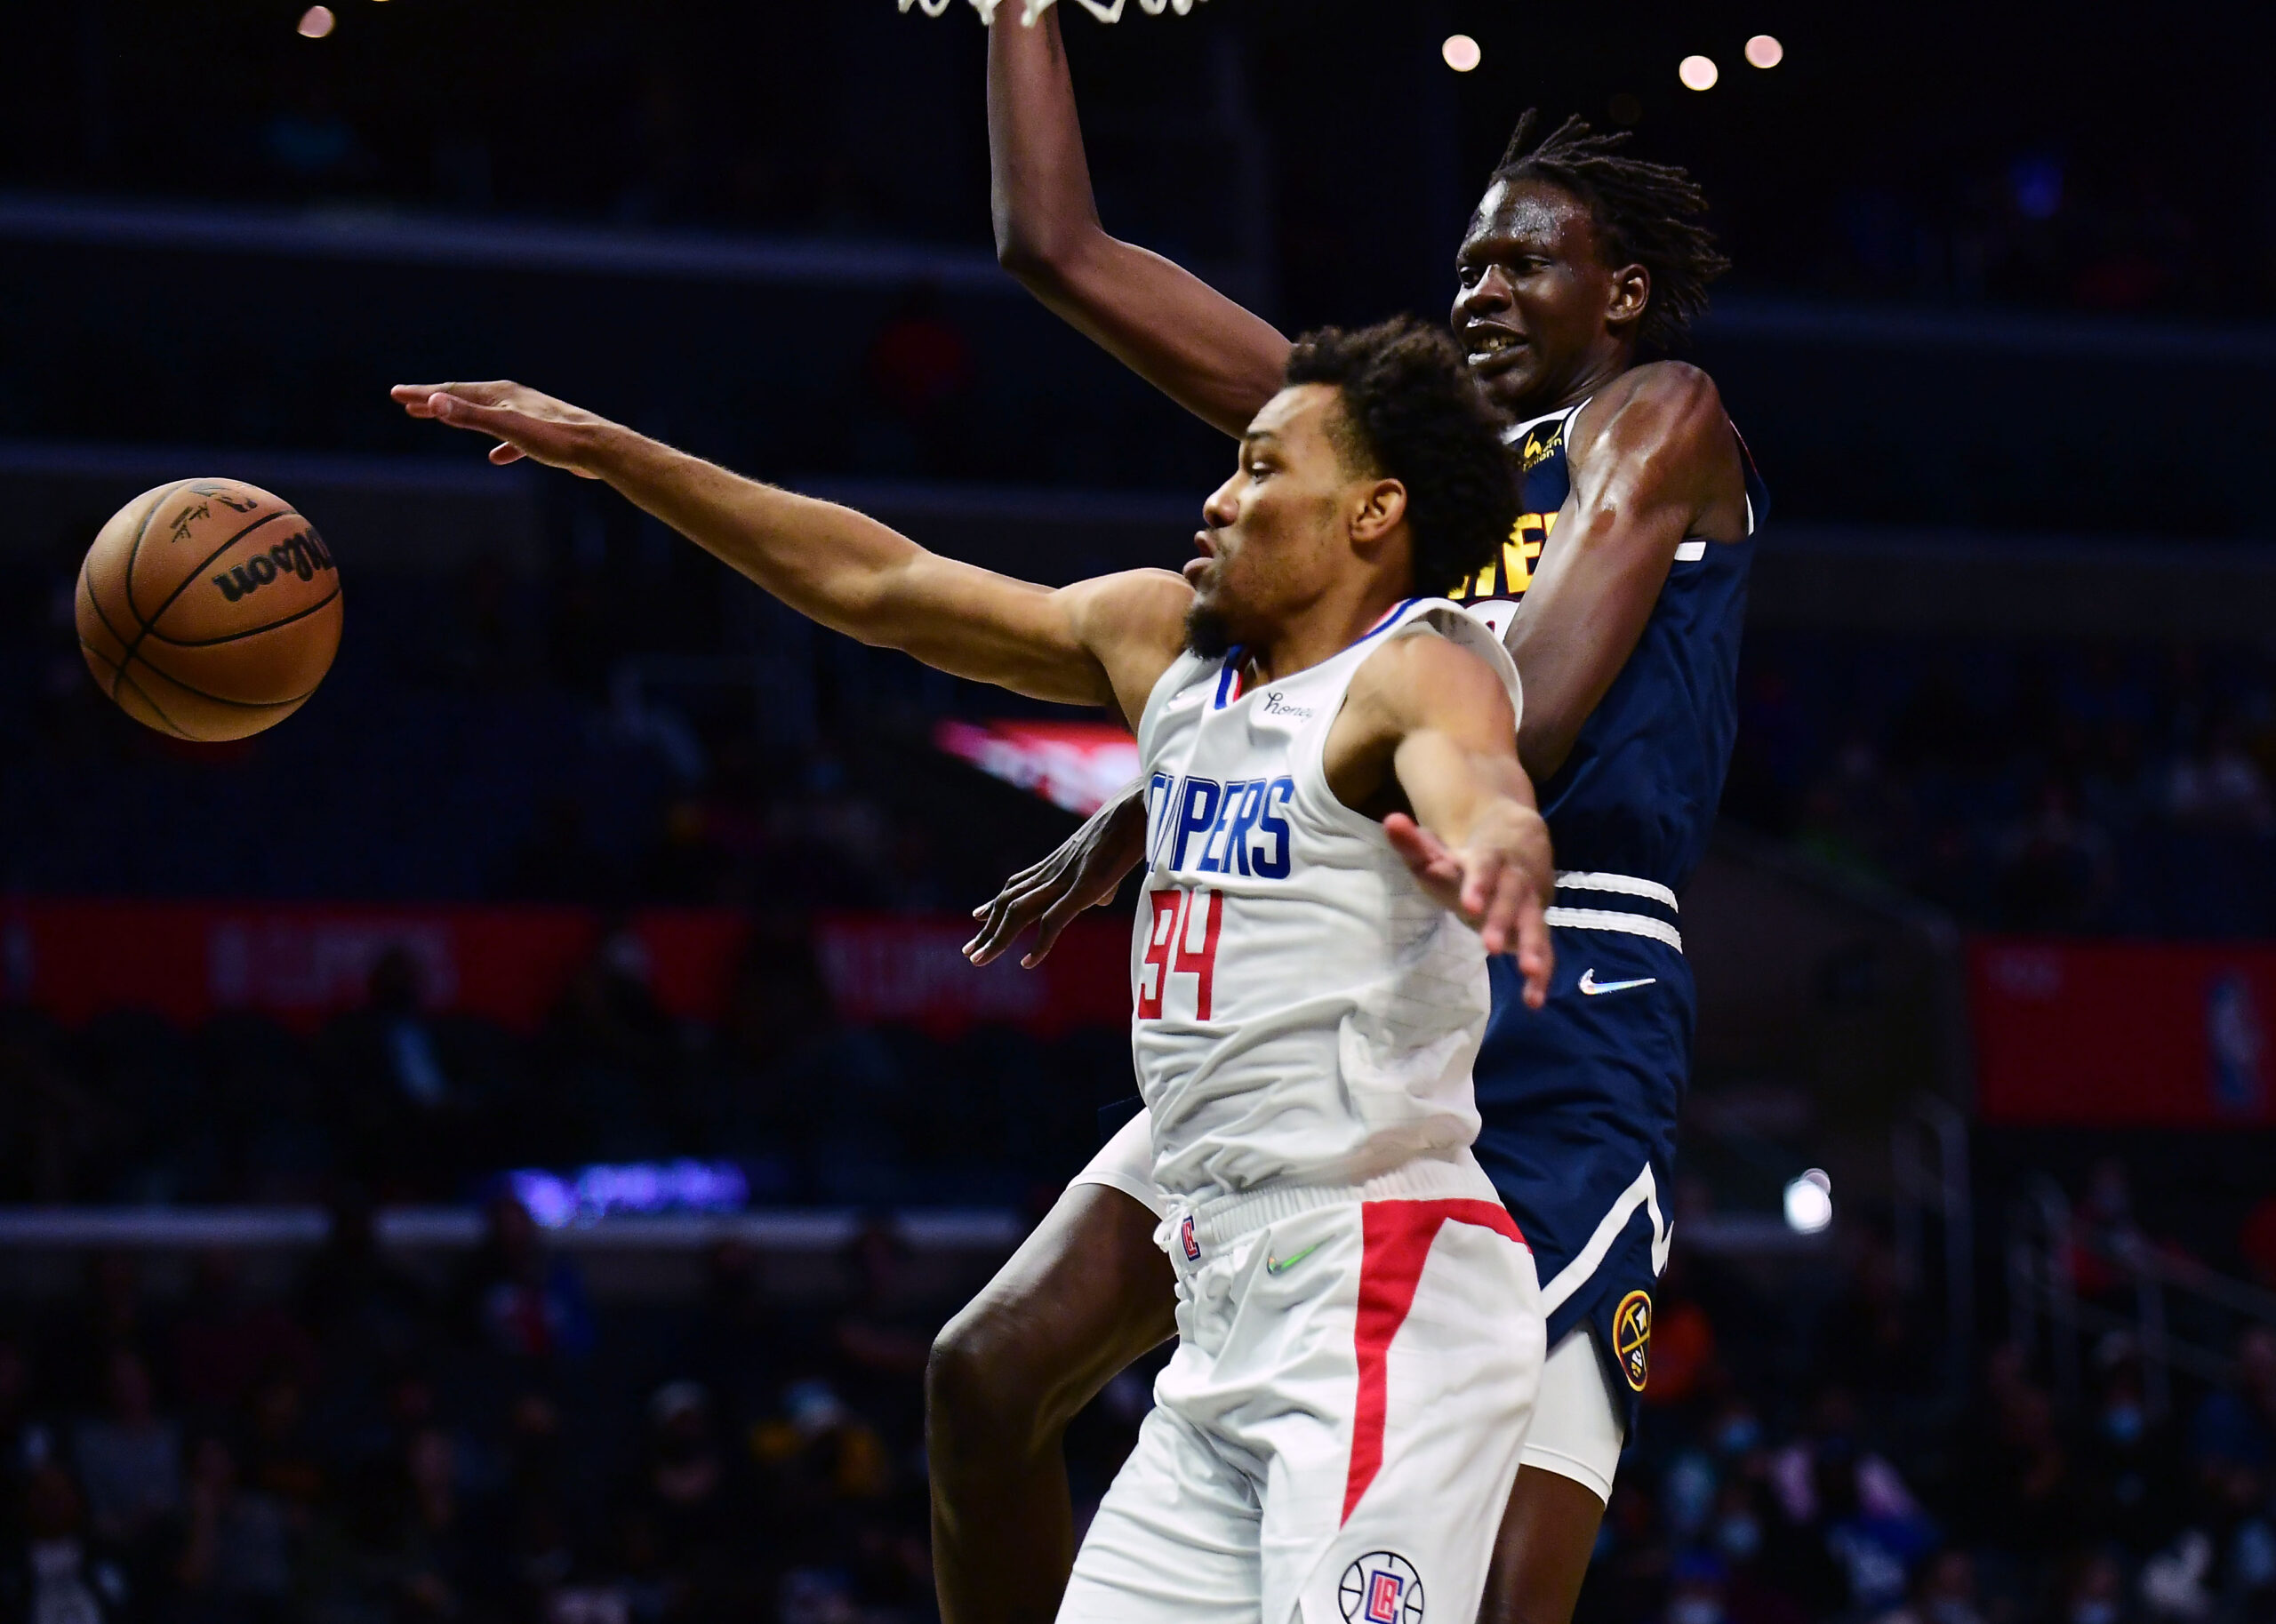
left=1586, top=359, right=1726, bottom=428
left=1349, top=617, right=1514, bottom=720
left=1062, top=567, right=1192, bottom=642
left=1570, top=360, right=1737, bottom=474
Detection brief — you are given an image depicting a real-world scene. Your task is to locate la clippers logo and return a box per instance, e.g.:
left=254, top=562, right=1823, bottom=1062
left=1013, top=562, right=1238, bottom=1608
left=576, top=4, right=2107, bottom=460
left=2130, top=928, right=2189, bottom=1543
left=1180, top=1216, right=1200, bottom=1261
left=1338, top=1554, right=1423, bottom=1624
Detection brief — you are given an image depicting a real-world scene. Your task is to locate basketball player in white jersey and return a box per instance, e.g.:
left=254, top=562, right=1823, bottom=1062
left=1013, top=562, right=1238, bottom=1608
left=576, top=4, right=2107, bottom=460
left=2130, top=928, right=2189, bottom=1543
left=394, top=317, right=1556, bottom=1624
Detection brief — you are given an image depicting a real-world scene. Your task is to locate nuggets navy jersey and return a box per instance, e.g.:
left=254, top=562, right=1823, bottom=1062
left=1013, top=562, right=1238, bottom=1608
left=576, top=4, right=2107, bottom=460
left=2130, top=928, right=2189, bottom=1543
left=1130, top=598, right=1524, bottom=1202
left=1452, top=398, right=1767, bottom=1420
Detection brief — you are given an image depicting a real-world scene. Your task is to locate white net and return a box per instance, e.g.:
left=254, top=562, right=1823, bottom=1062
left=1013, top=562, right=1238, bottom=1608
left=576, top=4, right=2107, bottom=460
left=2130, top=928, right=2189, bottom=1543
left=897, top=0, right=1207, bottom=22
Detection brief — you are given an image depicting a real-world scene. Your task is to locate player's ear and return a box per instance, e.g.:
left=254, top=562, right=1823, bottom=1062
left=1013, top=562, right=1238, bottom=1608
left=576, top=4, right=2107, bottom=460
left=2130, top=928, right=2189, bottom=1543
left=1607, top=262, right=1651, bottom=334
left=1350, top=478, right=1408, bottom=547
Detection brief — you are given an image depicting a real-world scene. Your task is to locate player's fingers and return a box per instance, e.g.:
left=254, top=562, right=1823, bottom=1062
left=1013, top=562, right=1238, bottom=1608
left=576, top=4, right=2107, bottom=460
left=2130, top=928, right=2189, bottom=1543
left=1514, top=890, right=1554, bottom=1009
left=1384, top=814, right=1462, bottom=892
left=489, top=443, right=527, bottom=466
left=1020, top=897, right=1085, bottom=969
left=1480, top=864, right=1527, bottom=956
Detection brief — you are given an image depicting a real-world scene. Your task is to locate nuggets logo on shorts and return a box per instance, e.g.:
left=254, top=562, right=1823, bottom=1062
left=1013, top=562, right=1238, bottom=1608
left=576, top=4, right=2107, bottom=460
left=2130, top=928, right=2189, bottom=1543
left=1338, top=1553, right=1424, bottom=1624
left=1614, top=1291, right=1653, bottom=1392
left=1180, top=1215, right=1200, bottom=1261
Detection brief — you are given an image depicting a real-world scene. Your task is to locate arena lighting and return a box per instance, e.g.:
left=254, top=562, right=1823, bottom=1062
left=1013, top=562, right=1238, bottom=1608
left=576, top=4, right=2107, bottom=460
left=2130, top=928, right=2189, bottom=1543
left=297, top=5, right=334, bottom=36
left=509, top=1160, right=752, bottom=1230
left=1679, top=54, right=1719, bottom=91
left=1783, top=1168, right=1834, bottom=1235
left=1442, top=34, right=1483, bottom=73
left=1745, top=35, right=1784, bottom=69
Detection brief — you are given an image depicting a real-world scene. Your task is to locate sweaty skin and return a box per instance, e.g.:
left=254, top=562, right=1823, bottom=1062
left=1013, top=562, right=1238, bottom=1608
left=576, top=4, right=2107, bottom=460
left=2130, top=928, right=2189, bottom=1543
left=943, top=14, right=1751, bottom=1624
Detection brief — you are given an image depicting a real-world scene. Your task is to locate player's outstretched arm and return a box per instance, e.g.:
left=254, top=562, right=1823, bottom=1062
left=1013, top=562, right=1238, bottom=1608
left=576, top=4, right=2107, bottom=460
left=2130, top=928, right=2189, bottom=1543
left=392, top=380, right=1190, bottom=724
left=1507, top=362, right=1749, bottom=780
left=989, top=5, right=1290, bottom=439
left=1329, top=634, right=1554, bottom=1007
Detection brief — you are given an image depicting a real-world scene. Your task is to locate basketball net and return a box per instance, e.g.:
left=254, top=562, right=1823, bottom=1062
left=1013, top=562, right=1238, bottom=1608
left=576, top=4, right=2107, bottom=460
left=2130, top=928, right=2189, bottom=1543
left=897, top=0, right=1207, bottom=22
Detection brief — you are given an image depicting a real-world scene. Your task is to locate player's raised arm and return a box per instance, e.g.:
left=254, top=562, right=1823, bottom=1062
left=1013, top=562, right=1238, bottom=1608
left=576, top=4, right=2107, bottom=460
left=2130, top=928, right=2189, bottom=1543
left=989, top=6, right=1291, bottom=439
left=1506, top=363, right=1749, bottom=780
left=391, top=380, right=1190, bottom=725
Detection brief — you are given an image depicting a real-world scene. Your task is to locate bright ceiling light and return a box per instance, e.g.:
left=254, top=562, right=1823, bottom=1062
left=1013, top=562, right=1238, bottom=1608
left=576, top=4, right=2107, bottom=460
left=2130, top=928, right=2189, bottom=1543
left=1745, top=35, right=1784, bottom=69
left=1679, top=54, right=1719, bottom=92
left=297, top=5, right=335, bottom=36
left=1783, top=1169, right=1834, bottom=1235
left=1442, top=35, right=1482, bottom=73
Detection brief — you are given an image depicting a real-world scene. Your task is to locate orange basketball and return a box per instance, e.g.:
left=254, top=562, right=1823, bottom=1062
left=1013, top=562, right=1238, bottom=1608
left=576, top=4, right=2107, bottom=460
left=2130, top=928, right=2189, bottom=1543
left=76, top=479, right=343, bottom=742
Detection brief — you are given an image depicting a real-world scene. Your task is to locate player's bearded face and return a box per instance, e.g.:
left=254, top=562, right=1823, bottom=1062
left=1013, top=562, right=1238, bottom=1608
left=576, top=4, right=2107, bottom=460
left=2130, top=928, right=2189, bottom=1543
left=1187, top=388, right=1352, bottom=657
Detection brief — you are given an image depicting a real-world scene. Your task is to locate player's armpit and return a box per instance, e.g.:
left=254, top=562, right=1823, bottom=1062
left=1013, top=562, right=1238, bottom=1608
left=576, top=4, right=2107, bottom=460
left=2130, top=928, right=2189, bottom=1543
left=1507, top=361, right=1748, bottom=781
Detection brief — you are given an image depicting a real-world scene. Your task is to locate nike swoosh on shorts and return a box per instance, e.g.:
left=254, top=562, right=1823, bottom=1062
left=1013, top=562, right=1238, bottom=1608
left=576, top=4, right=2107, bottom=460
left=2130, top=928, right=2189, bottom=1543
left=1578, top=969, right=1657, bottom=996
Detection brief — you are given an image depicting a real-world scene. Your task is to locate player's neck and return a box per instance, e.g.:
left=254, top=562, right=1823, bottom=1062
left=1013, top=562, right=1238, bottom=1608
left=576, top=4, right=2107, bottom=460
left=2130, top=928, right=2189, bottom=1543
left=1515, top=344, right=1633, bottom=421
left=1241, top=590, right=1406, bottom=688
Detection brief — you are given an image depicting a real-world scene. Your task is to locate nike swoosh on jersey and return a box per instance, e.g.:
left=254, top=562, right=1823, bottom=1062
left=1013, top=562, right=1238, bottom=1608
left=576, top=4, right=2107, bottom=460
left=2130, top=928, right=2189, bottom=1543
left=1578, top=969, right=1658, bottom=996
left=1264, top=1242, right=1322, bottom=1276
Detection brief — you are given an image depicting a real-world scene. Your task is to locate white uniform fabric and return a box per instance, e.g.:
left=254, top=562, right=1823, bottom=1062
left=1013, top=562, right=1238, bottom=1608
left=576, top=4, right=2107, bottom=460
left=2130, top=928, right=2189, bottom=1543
left=1062, top=1166, right=1542, bottom=1624
left=1128, top=598, right=1521, bottom=1202
left=1071, top=1115, right=1626, bottom=1505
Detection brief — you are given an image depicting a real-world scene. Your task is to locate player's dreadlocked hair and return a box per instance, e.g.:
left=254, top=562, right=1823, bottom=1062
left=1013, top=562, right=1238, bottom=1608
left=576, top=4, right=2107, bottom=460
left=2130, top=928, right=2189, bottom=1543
left=1284, top=316, right=1518, bottom=598
left=1492, top=109, right=1729, bottom=352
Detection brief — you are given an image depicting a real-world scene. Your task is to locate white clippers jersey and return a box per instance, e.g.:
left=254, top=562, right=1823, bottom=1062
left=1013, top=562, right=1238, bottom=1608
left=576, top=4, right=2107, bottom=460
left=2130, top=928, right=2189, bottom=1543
left=1131, top=596, right=1524, bottom=1202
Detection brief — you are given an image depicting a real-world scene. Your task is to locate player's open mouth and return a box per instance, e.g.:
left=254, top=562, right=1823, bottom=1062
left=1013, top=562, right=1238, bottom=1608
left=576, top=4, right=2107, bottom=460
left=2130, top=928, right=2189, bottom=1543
left=1465, top=329, right=1527, bottom=370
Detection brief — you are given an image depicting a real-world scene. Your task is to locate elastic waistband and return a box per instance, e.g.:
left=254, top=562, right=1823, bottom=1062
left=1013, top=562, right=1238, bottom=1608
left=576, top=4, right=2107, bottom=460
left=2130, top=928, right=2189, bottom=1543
left=1548, top=870, right=1682, bottom=953
left=1168, top=1154, right=1500, bottom=1253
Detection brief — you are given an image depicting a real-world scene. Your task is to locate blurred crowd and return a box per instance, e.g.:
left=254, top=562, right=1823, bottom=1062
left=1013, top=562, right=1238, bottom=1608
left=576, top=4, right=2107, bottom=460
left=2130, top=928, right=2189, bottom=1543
left=0, top=1162, right=2265, bottom=1624
left=1730, top=635, right=2276, bottom=938
left=0, top=938, right=1114, bottom=1209
left=0, top=1199, right=1062, bottom=1624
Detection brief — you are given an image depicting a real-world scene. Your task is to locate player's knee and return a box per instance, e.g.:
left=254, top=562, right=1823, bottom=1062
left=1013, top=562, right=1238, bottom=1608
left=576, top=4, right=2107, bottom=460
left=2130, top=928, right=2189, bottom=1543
left=926, top=1300, right=1056, bottom=1465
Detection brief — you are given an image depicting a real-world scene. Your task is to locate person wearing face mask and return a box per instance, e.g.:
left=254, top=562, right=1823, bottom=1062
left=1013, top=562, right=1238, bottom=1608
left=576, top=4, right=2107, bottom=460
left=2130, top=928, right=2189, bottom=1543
left=2081, top=1340, right=2186, bottom=1555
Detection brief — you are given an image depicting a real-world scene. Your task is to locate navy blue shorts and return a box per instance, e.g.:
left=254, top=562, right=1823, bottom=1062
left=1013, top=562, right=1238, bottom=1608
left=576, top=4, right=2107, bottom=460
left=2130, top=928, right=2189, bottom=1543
left=1472, top=924, right=1693, bottom=1436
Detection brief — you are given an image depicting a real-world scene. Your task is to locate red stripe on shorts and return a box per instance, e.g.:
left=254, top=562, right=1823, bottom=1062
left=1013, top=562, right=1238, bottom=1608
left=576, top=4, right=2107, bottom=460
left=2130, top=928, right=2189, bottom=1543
left=1342, top=1198, right=1526, bottom=1525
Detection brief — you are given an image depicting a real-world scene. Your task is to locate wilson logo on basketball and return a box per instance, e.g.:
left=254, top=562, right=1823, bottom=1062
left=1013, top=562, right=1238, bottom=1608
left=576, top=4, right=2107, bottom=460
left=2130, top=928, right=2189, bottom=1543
left=212, top=530, right=336, bottom=604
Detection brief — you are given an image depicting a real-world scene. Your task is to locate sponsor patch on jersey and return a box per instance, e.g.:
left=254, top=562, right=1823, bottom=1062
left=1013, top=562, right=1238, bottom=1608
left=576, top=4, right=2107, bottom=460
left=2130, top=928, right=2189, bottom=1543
left=1180, top=1215, right=1200, bottom=1261
left=1614, top=1290, right=1653, bottom=1392
left=1519, top=425, right=1565, bottom=472
left=1339, top=1554, right=1424, bottom=1624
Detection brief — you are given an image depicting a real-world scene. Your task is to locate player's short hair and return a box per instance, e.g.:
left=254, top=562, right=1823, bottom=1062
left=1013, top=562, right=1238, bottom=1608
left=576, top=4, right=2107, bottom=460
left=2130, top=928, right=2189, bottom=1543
left=1283, top=317, right=1517, bottom=598
left=1491, top=110, right=1729, bottom=352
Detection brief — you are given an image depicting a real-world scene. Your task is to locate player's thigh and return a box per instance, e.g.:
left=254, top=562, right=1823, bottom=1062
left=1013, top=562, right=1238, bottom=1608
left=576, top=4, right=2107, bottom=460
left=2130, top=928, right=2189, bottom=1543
left=1282, top=1215, right=1543, bottom=1624
left=1480, top=1330, right=1621, bottom=1624
left=931, top=1180, right=1177, bottom=1442
left=1059, top=1404, right=1261, bottom=1624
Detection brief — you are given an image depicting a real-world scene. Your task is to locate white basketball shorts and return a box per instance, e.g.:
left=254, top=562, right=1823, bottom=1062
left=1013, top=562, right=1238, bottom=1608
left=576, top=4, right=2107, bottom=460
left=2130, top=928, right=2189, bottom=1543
left=1058, top=1156, right=1543, bottom=1624
left=1073, top=1109, right=1624, bottom=1507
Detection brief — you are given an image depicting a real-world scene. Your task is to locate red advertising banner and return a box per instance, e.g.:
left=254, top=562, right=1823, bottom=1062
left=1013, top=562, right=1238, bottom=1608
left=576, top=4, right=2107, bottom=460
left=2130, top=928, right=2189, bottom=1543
left=1971, top=938, right=2275, bottom=1126
left=0, top=902, right=1129, bottom=1037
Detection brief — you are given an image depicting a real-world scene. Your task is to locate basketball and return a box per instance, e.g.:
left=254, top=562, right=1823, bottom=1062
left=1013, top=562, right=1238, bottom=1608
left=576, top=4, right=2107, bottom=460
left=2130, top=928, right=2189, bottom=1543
left=76, top=478, right=343, bottom=741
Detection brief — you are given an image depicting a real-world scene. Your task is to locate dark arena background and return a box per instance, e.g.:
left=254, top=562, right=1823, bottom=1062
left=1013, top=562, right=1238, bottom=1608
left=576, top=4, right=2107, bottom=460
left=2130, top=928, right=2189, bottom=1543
left=4, top=2, right=2276, bottom=1621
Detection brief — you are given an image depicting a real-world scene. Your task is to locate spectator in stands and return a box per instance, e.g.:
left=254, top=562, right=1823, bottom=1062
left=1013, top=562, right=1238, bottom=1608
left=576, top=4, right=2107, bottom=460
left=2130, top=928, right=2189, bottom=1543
left=2168, top=717, right=2274, bottom=834
left=172, top=1434, right=294, bottom=1624
left=2189, top=1328, right=2276, bottom=1513
left=1996, top=777, right=2115, bottom=930
left=1873, top=1547, right=1984, bottom=1624
left=0, top=1457, right=132, bottom=1624
left=71, top=1348, right=181, bottom=1555
left=2081, top=1337, right=2188, bottom=1555
left=170, top=1250, right=316, bottom=1420
left=457, top=1194, right=594, bottom=1367
left=615, top=1381, right=757, bottom=1622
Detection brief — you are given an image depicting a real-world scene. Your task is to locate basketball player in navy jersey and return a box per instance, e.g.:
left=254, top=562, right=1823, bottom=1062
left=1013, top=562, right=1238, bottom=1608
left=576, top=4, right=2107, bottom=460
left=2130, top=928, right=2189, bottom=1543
left=927, top=14, right=1765, bottom=1624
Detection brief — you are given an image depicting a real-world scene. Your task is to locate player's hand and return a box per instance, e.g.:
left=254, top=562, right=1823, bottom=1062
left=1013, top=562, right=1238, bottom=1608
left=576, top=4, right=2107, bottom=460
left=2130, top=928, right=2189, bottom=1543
left=390, top=381, right=614, bottom=479
left=965, top=780, right=1150, bottom=969
left=1383, top=804, right=1555, bottom=1009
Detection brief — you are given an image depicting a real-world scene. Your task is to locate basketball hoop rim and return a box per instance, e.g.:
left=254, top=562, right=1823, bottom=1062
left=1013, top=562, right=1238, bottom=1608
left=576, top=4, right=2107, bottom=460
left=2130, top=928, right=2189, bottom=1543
left=897, top=0, right=1211, bottom=24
